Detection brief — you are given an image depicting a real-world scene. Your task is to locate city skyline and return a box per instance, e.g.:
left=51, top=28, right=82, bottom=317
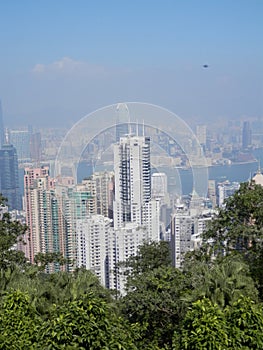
left=0, top=1, right=262, bottom=128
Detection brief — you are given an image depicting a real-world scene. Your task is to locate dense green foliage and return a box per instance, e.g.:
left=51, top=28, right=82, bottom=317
left=0, top=290, right=137, bottom=349
left=174, top=296, right=263, bottom=350
left=0, top=290, right=40, bottom=349
left=0, top=196, right=27, bottom=272
left=1, top=181, right=263, bottom=349
left=203, top=181, right=263, bottom=298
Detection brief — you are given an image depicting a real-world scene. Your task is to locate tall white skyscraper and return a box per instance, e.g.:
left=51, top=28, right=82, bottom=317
left=110, top=132, right=160, bottom=292
left=113, top=134, right=151, bottom=229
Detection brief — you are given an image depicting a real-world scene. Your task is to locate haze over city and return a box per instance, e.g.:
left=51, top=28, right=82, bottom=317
left=0, top=0, right=262, bottom=128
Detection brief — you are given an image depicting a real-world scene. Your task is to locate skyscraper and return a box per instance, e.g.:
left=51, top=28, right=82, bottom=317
left=80, top=171, right=114, bottom=218
left=9, top=129, right=31, bottom=163
left=110, top=132, right=160, bottom=292
left=0, top=100, right=5, bottom=147
left=23, top=166, right=68, bottom=271
left=113, top=134, right=151, bottom=228
left=30, top=132, right=42, bottom=163
left=196, top=124, right=207, bottom=146
left=0, top=145, right=21, bottom=209
left=242, top=121, right=252, bottom=149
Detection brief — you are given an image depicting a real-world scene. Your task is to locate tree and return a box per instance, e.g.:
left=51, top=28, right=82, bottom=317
left=173, top=298, right=229, bottom=350
left=174, top=296, right=263, bottom=350
left=182, top=254, right=258, bottom=308
left=226, top=296, right=263, bottom=349
left=118, top=242, right=187, bottom=349
left=120, top=240, right=171, bottom=283
left=0, top=290, right=138, bottom=350
left=120, top=266, right=187, bottom=349
left=37, top=292, right=138, bottom=350
left=0, top=197, right=27, bottom=271
left=0, top=290, right=40, bottom=349
left=202, top=181, right=263, bottom=298
left=0, top=195, right=28, bottom=293
left=34, top=251, right=68, bottom=271
left=204, top=181, right=263, bottom=253
left=4, top=266, right=113, bottom=318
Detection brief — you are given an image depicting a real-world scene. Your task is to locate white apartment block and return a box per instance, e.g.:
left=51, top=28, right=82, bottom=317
left=76, top=215, right=112, bottom=287
left=171, top=210, right=193, bottom=268
left=171, top=201, right=214, bottom=268
left=113, top=135, right=151, bottom=229
left=108, top=223, right=148, bottom=292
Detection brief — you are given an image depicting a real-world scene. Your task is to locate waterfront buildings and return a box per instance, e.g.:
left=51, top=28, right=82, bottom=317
left=242, top=121, right=252, bottom=150
left=207, top=179, right=217, bottom=208
left=218, top=181, right=240, bottom=207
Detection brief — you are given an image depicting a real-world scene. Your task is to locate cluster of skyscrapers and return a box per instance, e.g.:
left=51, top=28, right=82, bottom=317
left=20, top=132, right=161, bottom=290
left=2, top=99, right=262, bottom=293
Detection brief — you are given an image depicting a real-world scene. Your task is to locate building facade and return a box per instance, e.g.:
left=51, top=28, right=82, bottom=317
left=113, top=134, right=151, bottom=228
left=0, top=144, right=21, bottom=210
left=0, top=100, right=5, bottom=147
left=23, top=166, right=68, bottom=271
left=76, top=215, right=111, bottom=287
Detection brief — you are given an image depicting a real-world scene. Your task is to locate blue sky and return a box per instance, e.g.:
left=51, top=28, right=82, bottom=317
left=0, top=0, right=262, bottom=127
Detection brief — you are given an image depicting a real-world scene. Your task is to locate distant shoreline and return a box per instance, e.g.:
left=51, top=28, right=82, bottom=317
left=175, top=159, right=258, bottom=170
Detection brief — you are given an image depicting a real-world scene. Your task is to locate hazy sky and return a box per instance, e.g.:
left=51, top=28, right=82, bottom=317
left=0, top=0, right=262, bottom=128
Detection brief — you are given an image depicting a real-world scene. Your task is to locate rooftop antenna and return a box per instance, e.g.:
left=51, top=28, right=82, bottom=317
left=136, top=119, right=139, bottom=136
left=142, top=119, right=145, bottom=136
